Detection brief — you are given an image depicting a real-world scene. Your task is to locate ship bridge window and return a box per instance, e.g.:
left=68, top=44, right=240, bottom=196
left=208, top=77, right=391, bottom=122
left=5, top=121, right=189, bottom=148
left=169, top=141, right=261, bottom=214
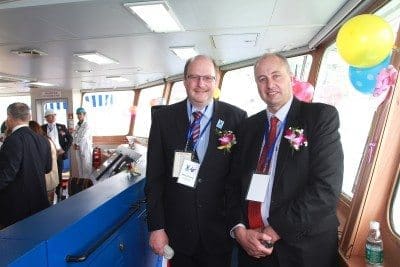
left=134, top=84, right=164, bottom=138
left=82, top=91, right=134, bottom=136
left=0, top=95, right=31, bottom=123
left=168, top=81, right=186, bottom=105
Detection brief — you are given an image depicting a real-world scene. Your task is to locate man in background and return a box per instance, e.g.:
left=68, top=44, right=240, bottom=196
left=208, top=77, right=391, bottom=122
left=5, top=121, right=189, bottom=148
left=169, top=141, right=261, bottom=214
left=0, top=102, right=52, bottom=229
left=41, top=109, right=73, bottom=199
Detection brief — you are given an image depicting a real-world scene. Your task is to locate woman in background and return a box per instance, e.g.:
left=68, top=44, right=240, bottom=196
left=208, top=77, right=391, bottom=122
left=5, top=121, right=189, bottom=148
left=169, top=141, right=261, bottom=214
left=73, top=107, right=93, bottom=178
left=28, top=120, right=59, bottom=203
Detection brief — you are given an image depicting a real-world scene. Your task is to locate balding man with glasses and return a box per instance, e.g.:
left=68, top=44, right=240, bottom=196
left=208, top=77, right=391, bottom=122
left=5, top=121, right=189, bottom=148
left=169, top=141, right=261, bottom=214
left=145, top=55, right=247, bottom=267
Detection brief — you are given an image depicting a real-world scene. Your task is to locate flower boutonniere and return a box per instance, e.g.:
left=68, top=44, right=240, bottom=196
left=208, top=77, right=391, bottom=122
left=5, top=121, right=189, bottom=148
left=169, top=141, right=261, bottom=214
left=216, top=129, right=236, bottom=153
left=284, top=127, right=308, bottom=151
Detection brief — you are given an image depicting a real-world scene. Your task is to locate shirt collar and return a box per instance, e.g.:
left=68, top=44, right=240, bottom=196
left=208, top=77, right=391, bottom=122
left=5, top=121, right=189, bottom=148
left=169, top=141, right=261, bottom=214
left=266, top=96, right=293, bottom=122
left=12, top=124, right=28, bottom=133
left=186, top=99, right=214, bottom=121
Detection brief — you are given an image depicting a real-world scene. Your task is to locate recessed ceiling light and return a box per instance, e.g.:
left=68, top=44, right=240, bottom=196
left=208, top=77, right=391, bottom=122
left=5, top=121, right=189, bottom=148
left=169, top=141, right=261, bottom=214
left=124, top=1, right=183, bottom=33
left=28, top=82, right=55, bottom=87
left=170, top=46, right=198, bottom=60
left=74, top=52, right=118, bottom=65
left=106, top=76, right=129, bottom=82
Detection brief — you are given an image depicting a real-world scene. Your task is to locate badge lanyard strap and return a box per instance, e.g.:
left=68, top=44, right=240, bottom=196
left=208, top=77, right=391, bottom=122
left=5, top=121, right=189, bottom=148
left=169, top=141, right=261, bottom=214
left=185, top=105, right=212, bottom=151
left=263, top=118, right=286, bottom=171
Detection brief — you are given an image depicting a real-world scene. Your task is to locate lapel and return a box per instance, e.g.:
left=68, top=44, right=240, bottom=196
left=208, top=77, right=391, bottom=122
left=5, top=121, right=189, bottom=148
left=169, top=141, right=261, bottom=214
left=201, top=100, right=219, bottom=162
left=249, top=110, right=268, bottom=172
left=173, top=100, right=190, bottom=149
left=274, top=98, right=302, bottom=179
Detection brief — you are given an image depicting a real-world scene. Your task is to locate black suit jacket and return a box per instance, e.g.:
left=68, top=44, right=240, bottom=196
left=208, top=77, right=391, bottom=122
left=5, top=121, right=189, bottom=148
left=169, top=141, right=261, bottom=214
left=0, top=127, right=52, bottom=227
left=145, top=99, right=247, bottom=255
left=227, top=98, right=343, bottom=263
left=41, top=123, right=73, bottom=160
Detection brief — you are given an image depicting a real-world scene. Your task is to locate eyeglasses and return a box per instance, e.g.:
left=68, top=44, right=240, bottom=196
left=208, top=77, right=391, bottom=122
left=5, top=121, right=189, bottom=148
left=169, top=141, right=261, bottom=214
left=186, top=75, right=216, bottom=83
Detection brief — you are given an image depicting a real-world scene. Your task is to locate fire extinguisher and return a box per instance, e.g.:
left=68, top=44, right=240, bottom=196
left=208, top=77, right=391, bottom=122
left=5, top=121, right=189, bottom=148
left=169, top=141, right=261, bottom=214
left=92, top=147, right=102, bottom=169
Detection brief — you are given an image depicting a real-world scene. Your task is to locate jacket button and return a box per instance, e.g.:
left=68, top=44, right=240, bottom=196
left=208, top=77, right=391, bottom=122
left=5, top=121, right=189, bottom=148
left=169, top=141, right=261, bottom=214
left=197, top=204, right=202, bottom=208
left=198, top=178, right=202, bottom=183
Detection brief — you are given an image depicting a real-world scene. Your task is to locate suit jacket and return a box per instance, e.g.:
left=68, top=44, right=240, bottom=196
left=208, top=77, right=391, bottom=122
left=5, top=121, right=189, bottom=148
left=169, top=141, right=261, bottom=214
left=0, top=127, right=52, bottom=228
left=227, top=98, right=343, bottom=261
left=145, top=99, right=247, bottom=255
left=41, top=123, right=73, bottom=160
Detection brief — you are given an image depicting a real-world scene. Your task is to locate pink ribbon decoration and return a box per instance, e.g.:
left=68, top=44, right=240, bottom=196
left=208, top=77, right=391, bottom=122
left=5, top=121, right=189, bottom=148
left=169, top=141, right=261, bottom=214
left=373, top=65, right=398, bottom=97
left=292, top=77, right=314, bottom=102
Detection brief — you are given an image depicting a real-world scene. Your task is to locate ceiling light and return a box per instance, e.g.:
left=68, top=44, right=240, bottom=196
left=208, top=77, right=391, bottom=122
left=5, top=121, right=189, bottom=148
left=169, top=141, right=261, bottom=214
left=106, top=76, right=129, bottom=82
left=170, top=46, right=198, bottom=60
left=124, top=1, right=183, bottom=32
left=28, top=82, right=55, bottom=87
left=74, top=52, right=118, bottom=65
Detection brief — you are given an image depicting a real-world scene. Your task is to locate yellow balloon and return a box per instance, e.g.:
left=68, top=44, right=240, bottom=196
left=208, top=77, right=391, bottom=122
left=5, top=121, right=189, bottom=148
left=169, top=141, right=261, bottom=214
left=213, top=87, right=221, bottom=99
left=337, top=14, right=394, bottom=68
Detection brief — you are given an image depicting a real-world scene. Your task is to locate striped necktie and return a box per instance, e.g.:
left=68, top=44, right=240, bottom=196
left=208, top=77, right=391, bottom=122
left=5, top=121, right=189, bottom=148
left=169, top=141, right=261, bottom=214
left=191, top=111, right=202, bottom=145
left=247, top=116, right=279, bottom=229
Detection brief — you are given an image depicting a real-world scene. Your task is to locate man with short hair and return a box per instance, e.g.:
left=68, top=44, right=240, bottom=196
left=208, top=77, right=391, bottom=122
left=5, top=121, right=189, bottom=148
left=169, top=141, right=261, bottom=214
left=0, top=102, right=52, bottom=228
left=145, top=55, right=247, bottom=267
left=41, top=109, right=73, bottom=198
left=228, top=53, right=344, bottom=267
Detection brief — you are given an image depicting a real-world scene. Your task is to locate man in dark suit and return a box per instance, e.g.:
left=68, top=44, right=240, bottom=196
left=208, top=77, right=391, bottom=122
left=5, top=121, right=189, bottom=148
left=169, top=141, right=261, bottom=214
left=41, top=109, right=73, bottom=198
left=145, top=55, right=247, bottom=267
left=228, top=53, right=343, bottom=267
left=0, top=103, right=52, bottom=229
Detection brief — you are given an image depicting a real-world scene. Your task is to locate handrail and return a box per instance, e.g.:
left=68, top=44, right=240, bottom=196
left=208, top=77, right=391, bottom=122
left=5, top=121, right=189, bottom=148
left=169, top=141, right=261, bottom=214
left=65, top=199, right=146, bottom=262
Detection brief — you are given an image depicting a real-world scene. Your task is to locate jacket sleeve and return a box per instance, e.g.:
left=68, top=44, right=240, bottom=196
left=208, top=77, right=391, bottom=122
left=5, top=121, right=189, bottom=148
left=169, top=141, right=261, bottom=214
left=0, top=136, right=22, bottom=190
left=145, top=110, right=167, bottom=231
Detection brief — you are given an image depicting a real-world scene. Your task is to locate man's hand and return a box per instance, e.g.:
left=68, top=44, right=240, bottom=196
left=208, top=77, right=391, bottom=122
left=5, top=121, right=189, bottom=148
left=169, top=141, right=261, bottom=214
left=149, top=229, right=169, bottom=256
left=263, top=225, right=280, bottom=243
left=234, top=226, right=273, bottom=258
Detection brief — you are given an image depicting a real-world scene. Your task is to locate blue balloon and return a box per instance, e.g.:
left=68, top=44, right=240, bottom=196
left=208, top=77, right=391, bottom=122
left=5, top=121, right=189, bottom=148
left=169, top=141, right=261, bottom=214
left=349, top=55, right=391, bottom=94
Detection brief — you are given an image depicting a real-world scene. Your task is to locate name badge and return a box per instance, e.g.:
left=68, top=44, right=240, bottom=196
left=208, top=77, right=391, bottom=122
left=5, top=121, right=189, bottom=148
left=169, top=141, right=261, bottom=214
left=246, top=173, right=271, bottom=202
left=172, top=151, right=193, bottom=178
left=177, top=159, right=200, bottom=188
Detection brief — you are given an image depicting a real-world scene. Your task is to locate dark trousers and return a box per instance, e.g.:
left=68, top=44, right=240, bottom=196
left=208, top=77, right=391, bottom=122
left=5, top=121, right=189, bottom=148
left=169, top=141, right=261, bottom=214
left=170, top=243, right=232, bottom=267
left=238, top=229, right=339, bottom=267
left=56, top=156, right=64, bottom=195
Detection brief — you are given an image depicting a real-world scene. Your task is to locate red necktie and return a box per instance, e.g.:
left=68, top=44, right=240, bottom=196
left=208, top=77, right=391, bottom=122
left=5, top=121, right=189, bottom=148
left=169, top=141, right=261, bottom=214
left=191, top=111, right=202, bottom=145
left=247, top=116, right=279, bottom=229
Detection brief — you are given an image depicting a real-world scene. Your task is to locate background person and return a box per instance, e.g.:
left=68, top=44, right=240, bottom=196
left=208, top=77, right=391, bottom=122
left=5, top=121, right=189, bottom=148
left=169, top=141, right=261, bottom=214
left=41, top=109, right=73, bottom=200
left=29, top=120, right=59, bottom=204
left=145, top=55, right=247, bottom=267
left=0, top=103, right=52, bottom=229
left=72, top=107, right=93, bottom=178
left=228, top=53, right=344, bottom=267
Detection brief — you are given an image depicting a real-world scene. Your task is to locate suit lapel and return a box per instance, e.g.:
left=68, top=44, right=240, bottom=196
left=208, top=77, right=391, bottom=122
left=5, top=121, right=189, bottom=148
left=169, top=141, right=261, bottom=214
left=201, top=101, right=219, bottom=164
left=250, top=111, right=268, bottom=172
left=174, top=100, right=190, bottom=149
left=274, top=98, right=302, bottom=179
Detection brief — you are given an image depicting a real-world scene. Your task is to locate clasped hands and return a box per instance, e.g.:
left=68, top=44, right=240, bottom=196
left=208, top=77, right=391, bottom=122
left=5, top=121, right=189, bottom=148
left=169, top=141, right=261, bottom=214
left=235, top=225, right=280, bottom=258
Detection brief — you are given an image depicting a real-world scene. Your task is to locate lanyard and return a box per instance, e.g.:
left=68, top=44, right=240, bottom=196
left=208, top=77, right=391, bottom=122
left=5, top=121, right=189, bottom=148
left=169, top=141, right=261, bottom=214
left=263, top=118, right=286, bottom=171
left=185, top=105, right=212, bottom=151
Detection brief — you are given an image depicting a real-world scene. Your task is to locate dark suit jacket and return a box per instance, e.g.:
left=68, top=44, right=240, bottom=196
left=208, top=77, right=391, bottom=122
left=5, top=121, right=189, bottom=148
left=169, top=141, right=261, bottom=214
left=41, top=123, right=73, bottom=160
left=145, top=99, right=247, bottom=255
left=0, top=127, right=52, bottom=228
left=227, top=98, right=343, bottom=264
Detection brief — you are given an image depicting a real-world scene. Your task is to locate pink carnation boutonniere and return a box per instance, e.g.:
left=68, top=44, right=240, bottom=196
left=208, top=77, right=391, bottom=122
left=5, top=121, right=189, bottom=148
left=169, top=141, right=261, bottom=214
left=216, top=129, right=237, bottom=153
left=284, top=127, right=308, bottom=151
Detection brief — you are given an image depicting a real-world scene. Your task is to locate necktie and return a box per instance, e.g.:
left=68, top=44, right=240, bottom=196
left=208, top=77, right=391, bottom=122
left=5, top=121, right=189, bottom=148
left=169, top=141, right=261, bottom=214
left=248, top=116, right=279, bottom=229
left=48, top=124, right=54, bottom=132
left=191, top=111, right=202, bottom=146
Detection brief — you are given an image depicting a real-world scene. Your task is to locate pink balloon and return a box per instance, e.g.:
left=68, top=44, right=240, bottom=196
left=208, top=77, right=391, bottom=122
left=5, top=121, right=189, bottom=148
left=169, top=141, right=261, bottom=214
left=292, top=77, right=314, bottom=102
